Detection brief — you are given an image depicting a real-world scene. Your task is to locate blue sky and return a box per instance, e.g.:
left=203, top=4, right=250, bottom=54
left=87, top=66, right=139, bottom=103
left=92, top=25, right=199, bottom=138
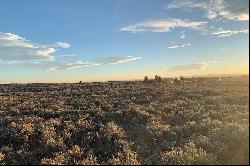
left=0, top=0, right=249, bottom=83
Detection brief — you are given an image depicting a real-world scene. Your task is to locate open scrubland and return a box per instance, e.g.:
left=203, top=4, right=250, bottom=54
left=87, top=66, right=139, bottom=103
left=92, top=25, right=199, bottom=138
left=0, top=76, right=249, bottom=165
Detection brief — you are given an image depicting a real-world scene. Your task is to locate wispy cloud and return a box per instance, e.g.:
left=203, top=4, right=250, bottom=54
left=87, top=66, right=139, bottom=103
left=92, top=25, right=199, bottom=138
left=0, top=32, right=70, bottom=62
left=46, top=56, right=142, bottom=71
left=166, top=61, right=223, bottom=72
left=94, top=56, right=142, bottom=64
left=46, top=66, right=60, bottom=72
left=51, top=42, right=71, bottom=48
left=168, top=43, right=191, bottom=49
left=166, top=0, right=208, bottom=10
left=216, top=0, right=249, bottom=21
left=212, top=28, right=249, bottom=37
left=119, top=19, right=207, bottom=33
left=59, top=54, right=76, bottom=57
left=166, top=0, right=249, bottom=21
left=180, top=31, right=186, bottom=38
left=0, top=32, right=143, bottom=72
left=221, top=48, right=231, bottom=51
left=46, top=61, right=98, bottom=72
left=166, top=63, right=208, bottom=72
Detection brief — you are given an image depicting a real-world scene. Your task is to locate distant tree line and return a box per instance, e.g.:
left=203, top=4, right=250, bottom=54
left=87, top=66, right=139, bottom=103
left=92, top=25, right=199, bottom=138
left=144, top=75, right=187, bottom=84
left=143, top=75, right=162, bottom=84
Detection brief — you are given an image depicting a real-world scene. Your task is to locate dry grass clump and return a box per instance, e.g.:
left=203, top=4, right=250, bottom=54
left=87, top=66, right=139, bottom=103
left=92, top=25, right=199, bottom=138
left=160, top=142, right=217, bottom=165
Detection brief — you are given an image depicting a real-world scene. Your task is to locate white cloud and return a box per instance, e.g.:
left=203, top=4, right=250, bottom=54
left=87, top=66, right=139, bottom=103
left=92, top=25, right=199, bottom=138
left=221, top=47, right=231, bottom=51
left=52, top=42, right=71, bottom=48
left=207, top=9, right=218, bottom=19
left=180, top=31, right=186, bottom=38
left=168, top=45, right=180, bottom=49
left=0, top=32, right=70, bottom=62
left=119, top=19, right=207, bottom=33
left=46, top=61, right=96, bottom=72
left=216, top=0, right=249, bottom=21
left=46, top=56, right=142, bottom=71
left=166, top=0, right=208, bottom=10
left=166, top=0, right=249, bottom=21
left=0, top=33, right=142, bottom=72
left=0, top=60, right=20, bottom=65
left=166, top=61, right=223, bottom=72
left=168, top=43, right=191, bottom=49
left=212, top=28, right=249, bottom=37
left=94, top=56, right=142, bottom=64
left=46, top=66, right=60, bottom=72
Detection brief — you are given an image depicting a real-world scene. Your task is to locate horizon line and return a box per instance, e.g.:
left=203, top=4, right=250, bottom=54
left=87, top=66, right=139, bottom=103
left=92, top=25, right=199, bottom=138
left=0, top=73, right=248, bottom=84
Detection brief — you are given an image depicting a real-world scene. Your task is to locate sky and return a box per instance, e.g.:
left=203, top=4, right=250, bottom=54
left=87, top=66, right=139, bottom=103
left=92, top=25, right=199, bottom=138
left=0, top=0, right=249, bottom=83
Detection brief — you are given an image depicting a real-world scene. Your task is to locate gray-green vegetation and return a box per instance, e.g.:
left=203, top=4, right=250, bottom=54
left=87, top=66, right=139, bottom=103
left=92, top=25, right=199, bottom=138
left=0, top=76, right=248, bottom=165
